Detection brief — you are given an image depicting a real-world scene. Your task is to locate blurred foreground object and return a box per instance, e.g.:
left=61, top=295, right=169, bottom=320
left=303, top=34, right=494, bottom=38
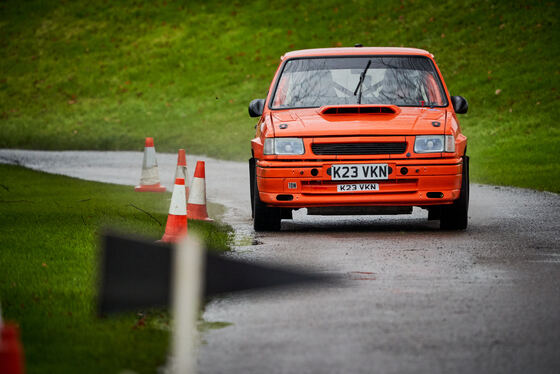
left=98, top=231, right=334, bottom=373
left=0, top=307, right=25, bottom=374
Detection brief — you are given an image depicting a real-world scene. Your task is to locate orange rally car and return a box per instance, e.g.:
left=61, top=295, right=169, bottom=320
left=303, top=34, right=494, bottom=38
left=248, top=46, right=469, bottom=231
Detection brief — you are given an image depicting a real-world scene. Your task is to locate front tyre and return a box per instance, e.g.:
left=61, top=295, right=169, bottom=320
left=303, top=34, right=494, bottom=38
left=440, top=156, right=469, bottom=230
left=253, top=170, right=282, bottom=232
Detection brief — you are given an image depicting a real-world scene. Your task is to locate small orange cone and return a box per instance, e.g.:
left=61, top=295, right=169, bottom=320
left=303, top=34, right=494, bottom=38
left=161, top=177, right=188, bottom=242
left=0, top=323, right=25, bottom=374
left=174, top=149, right=190, bottom=203
left=135, top=137, right=167, bottom=192
left=187, top=161, right=213, bottom=221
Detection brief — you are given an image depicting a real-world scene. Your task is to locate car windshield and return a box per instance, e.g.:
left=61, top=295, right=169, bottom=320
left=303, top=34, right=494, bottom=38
left=270, top=56, right=447, bottom=109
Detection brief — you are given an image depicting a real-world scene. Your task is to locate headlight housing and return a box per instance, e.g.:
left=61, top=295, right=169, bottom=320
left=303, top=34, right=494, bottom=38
left=264, top=138, right=305, bottom=155
left=414, top=135, right=455, bottom=153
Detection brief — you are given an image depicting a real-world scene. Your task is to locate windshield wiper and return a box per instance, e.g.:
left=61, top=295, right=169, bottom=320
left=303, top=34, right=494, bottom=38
left=353, top=59, right=372, bottom=105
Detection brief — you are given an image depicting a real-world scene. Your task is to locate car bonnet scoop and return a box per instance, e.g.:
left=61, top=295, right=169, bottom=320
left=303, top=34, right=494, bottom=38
left=320, top=104, right=400, bottom=116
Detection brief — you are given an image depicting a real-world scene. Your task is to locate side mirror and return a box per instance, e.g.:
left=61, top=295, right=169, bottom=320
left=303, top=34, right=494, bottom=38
left=451, top=96, right=468, bottom=114
left=248, top=99, right=265, bottom=117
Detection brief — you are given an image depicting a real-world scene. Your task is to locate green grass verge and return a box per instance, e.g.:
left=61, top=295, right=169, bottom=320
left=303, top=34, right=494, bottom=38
left=0, top=0, right=558, bottom=191
left=0, top=164, right=232, bottom=374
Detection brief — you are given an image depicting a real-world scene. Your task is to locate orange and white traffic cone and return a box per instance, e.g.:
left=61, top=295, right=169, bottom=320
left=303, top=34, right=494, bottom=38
left=161, top=178, right=188, bottom=242
left=174, top=149, right=190, bottom=203
left=0, top=322, right=25, bottom=374
left=135, top=137, right=167, bottom=192
left=187, top=161, right=213, bottom=221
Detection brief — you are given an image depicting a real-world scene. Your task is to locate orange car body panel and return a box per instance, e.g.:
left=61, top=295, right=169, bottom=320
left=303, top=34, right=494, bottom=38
left=251, top=47, right=467, bottom=209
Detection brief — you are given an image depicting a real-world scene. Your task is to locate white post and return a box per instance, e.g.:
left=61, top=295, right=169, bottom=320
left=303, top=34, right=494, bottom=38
left=170, top=234, right=204, bottom=374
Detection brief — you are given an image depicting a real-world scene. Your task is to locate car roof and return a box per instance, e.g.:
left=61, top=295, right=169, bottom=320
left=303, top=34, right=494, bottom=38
left=282, top=47, right=433, bottom=60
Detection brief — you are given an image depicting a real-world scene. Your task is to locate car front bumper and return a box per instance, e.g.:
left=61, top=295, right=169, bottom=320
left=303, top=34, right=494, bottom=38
left=256, top=158, right=463, bottom=208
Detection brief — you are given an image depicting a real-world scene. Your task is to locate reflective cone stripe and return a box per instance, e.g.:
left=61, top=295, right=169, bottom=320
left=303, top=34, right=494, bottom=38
left=161, top=178, right=188, bottom=242
left=135, top=137, right=166, bottom=192
left=175, top=165, right=189, bottom=202
left=187, top=161, right=213, bottom=221
left=174, top=149, right=190, bottom=203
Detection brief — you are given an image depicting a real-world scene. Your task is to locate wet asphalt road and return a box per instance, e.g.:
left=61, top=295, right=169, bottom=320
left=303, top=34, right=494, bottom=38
left=1, top=149, right=559, bottom=374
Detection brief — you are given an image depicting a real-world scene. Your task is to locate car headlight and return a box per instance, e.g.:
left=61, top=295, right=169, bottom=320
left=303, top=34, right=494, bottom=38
left=264, top=138, right=305, bottom=155
left=414, top=135, right=455, bottom=153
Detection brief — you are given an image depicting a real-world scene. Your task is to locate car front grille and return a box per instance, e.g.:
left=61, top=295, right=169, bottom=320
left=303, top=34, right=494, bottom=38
left=311, top=142, right=407, bottom=156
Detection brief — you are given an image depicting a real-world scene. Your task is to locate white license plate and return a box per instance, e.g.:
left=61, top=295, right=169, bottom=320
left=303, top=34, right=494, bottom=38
left=337, top=183, right=379, bottom=192
left=331, top=163, right=389, bottom=180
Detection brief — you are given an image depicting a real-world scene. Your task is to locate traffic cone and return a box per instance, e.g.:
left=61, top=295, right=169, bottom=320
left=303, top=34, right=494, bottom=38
left=135, top=137, right=167, bottom=192
left=174, top=149, right=190, bottom=203
left=0, top=323, right=25, bottom=374
left=187, top=161, right=213, bottom=221
left=161, top=178, right=188, bottom=242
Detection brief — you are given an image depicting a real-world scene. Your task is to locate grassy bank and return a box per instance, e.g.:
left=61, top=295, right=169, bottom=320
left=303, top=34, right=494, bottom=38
left=0, top=164, right=232, bottom=374
left=0, top=0, right=558, bottom=191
